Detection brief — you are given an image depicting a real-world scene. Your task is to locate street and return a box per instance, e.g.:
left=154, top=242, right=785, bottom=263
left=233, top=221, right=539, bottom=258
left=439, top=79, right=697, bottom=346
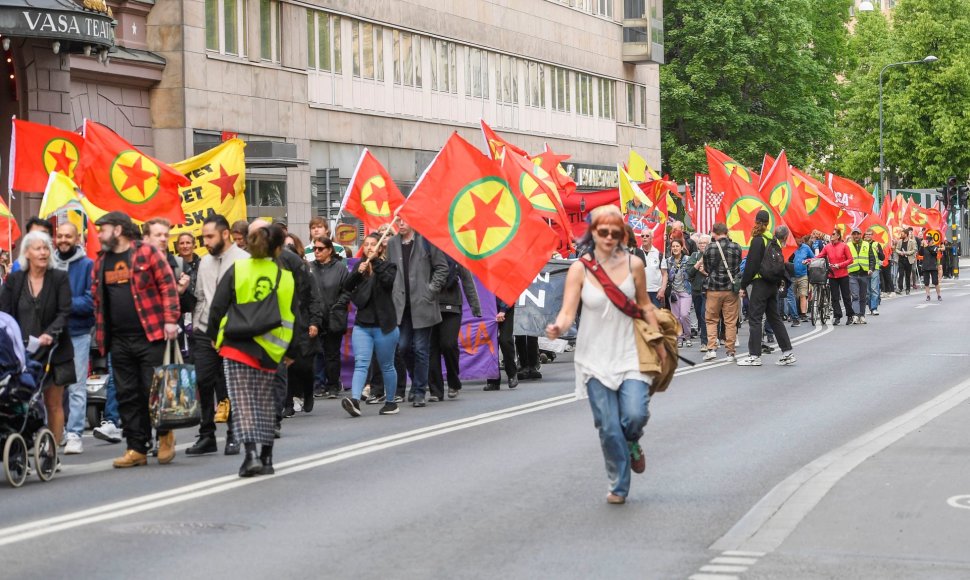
left=2, top=278, right=970, bottom=580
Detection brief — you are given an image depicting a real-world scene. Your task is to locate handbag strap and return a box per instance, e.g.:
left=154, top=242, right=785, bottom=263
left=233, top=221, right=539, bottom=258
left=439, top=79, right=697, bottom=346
left=714, top=238, right=736, bottom=285
left=579, top=255, right=643, bottom=320
left=163, top=339, right=183, bottom=366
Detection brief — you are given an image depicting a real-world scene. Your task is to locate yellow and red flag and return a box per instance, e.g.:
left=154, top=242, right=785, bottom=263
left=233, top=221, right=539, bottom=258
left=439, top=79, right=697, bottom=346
left=341, top=148, right=406, bottom=234
left=858, top=213, right=892, bottom=267
left=10, top=118, right=84, bottom=192
left=38, top=171, right=108, bottom=258
left=902, top=202, right=944, bottom=231
left=684, top=182, right=697, bottom=227
left=75, top=120, right=189, bottom=224
left=535, top=146, right=576, bottom=199
left=825, top=172, right=875, bottom=214
left=705, top=145, right=760, bottom=195
left=0, top=195, right=21, bottom=251
left=759, top=151, right=813, bottom=238
left=168, top=139, right=248, bottom=254
left=716, top=168, right=796, bottom=257
left=480, top=119, right=529, bottom=162
left=398, top=133, right=558, bottom=305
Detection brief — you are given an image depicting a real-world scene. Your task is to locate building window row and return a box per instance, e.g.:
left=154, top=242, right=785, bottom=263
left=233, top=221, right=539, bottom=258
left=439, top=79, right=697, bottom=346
left=205, top=0, right=279, bottom=62
left=551, top=0, right=614, bottom=18
left=307, top=10, right=342, bottom=73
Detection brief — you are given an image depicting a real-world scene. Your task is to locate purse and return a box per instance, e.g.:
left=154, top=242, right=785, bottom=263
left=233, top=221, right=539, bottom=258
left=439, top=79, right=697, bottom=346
left=579, top=256, right=682, bottom=391
left=223, top=266, right=283, bottom=339
left=149, top=340, right=201, bottom=430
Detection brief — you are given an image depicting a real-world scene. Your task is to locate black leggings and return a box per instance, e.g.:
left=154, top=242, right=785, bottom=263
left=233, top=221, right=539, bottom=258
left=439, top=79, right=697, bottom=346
left=829, top=276, right=854, bottom=320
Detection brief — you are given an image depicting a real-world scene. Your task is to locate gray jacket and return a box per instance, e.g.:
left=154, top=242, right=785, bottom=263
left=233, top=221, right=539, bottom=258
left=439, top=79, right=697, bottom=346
left=387, top=233, right=449, bottom=329
left=193, top=243, right=249, bottom=333
left=895, top=238, right=917, bottom=265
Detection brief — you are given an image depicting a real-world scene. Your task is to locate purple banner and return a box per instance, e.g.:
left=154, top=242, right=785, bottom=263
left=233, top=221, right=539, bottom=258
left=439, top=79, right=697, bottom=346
left=337, top=261, right=500, bottom=386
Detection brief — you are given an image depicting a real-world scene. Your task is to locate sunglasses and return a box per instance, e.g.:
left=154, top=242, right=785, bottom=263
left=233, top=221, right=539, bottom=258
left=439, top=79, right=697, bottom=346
left=312, top=246, right=328, bottom=252
left=596, top=228, right=624, bottom=240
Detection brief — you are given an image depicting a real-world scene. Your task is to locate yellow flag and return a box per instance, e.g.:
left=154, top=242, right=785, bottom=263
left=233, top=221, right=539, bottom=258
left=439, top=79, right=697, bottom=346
left=39, top=171, right=108, bottom=222
left=618, top=165, right=650, bottom=215
left=628, top=150, right=662, bottom=182
left=169, top=139, right=247, bottom=255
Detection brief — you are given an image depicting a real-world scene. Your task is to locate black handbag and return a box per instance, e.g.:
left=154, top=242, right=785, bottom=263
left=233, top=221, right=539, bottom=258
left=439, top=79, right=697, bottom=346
left=223, top=266, right=283, bottom=339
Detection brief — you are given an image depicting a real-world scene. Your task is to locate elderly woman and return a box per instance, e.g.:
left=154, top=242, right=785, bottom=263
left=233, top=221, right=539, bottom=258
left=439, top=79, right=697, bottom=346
left=208, top=223, right=298, bottom=477
left=547, top=205, right=664, bottom=505
left=0, top=230, right=75, bottom=448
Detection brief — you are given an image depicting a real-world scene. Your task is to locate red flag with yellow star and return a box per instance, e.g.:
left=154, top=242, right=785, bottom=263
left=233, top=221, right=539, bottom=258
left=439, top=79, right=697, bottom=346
left=0, top=195, right=21, bottom=251
left=341, top=149, right=407, bottom=234
left=74, top=120, right=189, bottom=224
left=480, top=119, right=529, bottom=162
left=537, top=145, right=577, bottom=199
left=399, top=133, right=558, bottom=305
left=759, top=151, right=813, bottom=238
left=10, top=118, right=84, bottom=192
left=858, top=213, right=892, bottom=267
left=716, top=168, right=796, bottom=258
left=705, top=145, right=760, bottom=195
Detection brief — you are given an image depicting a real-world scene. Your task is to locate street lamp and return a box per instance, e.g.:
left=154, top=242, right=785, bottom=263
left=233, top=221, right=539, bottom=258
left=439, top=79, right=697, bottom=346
left=879, top=55, right=938, bottom=202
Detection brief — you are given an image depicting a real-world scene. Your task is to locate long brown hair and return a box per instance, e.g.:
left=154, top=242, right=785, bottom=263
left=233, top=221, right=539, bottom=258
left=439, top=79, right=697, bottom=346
left=751, top=222, right=767, bottom=238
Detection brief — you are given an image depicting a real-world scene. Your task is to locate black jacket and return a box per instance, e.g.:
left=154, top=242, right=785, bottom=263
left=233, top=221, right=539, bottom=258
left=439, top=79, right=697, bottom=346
left=308, top=256, right=351, bottom=334
left=344, top=259, right=398, bottom=335
left=278, top=248, right=323, bottom=356
left=0, top=269, right=75, bottom=366
left=437, top=265, right=482, bottom=317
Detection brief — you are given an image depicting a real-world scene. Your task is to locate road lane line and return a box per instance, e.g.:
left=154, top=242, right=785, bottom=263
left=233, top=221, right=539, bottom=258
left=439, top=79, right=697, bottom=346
left=710, top=556, right=758, bottom=565
left=700, top=565, right=749, bottom=573
left=711, top=375, right=970, bottom=555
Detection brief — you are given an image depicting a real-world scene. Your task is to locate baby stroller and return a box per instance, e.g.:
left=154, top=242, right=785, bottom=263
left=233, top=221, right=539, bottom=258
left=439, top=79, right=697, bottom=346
left=0, top=313, right=58, bottom=488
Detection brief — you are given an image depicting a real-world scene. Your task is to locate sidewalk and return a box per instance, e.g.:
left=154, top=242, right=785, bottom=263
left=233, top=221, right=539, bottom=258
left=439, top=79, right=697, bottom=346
left=747, top=399, right=970, bottom=579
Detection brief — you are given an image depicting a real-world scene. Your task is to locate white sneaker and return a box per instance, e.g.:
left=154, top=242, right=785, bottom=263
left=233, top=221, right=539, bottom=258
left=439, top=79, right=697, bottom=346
left=859, top=316, right=867, bottom=324
left=703, top=351, right=717, bottom=362
left=64, top=433, right=83, bottom=455
left=684, top=340, right=693, bottom=347
left=776, top=352, right=797, bottom=366
left=93, top=421, right=123, bottom=444
left=736, top=356, right=762, bottom=366
left=293, top=398, right=303, bottom=413
left=725, top=354, right=736, bottom=363
left=871, top=309, right=879, bottom=316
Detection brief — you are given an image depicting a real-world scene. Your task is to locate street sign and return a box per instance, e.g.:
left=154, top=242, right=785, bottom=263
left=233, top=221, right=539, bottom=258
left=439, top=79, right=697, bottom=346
left=926, top=229, right=942, bottom=245
left=334, top=223, right=357, bottom=245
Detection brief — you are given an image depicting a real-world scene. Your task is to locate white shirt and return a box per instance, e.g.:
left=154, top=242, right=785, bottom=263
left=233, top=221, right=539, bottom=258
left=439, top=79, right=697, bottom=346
left=644, top=247, right=667, bottom=292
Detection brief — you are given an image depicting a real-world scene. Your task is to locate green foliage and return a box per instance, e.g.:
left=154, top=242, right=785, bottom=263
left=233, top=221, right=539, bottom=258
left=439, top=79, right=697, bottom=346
left=660, top=0, right=851, bottom=180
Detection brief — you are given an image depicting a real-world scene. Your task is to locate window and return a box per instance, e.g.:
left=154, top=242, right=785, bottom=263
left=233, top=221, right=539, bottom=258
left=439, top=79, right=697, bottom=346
left=307, top=11, right=342, bottom=73
left=246, top=179, right=287, bottom=207
left=496, top=54, right=518, bottom=104
left=205, top=0, right=246, bottom=56
left=466, top=47, right=489, bottom=98
left=393, top=30, right=423, bottom=87
left=597, top=77, right=614, bottom=119
left=626, top=83, right=636, bottom=124
left=430, top=39, right=457, bottom=93
left=351, top=21, right=385, bottom=80
left=596, top=0, right=613, bottom=17
left=639, top=85, right=647, bottom=126
left=259, top=0, right=280, bottom=62
left=526, top=61, right=545, bottom=108
left=551, top=67, right=570, bottom=112
left=576, top=73, right=593, bottom=116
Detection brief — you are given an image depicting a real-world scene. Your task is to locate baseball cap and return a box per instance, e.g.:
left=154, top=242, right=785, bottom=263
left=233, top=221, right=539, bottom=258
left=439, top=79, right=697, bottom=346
left=94, top=211, right=134, bottom=229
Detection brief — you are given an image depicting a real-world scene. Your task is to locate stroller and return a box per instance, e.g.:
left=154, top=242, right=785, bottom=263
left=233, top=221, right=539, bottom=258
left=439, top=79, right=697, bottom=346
left=0, top=312, right=58, bottom=488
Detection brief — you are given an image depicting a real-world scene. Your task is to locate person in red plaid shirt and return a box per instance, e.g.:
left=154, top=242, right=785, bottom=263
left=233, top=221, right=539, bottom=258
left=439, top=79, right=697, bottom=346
left=92, top=211, right=180, bottom=469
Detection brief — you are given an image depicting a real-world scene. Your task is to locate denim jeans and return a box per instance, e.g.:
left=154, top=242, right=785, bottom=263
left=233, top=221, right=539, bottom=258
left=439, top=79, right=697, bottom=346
left=398, top=316, right=431, bottom=397
left=869, top=271, right=881, bottom=312
left=351, top=325, right=399, bottom=400
left=65, top=333, right=91, bottom=436
left=104, top=354, right=120, bottom=425
left=785, top=285, right=797, bottom=318
left=691, top=293, right=707, bottom=346
left=586, top=377, right=651, bottom=498
left=849, top=274, right=869, bottom=316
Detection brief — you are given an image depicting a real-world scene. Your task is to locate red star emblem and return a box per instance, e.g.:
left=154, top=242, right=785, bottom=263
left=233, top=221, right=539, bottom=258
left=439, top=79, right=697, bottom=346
left=457, top=192, right=510, bottom=252
left=210, top=165, right=239, bottom=203
left=363, top=182, right=389, bottom=214
left=49, top=143, right=76, bottom=175
left=734, top=204, right=768, bottom=245
left=118, top=156, right=155, bottom=199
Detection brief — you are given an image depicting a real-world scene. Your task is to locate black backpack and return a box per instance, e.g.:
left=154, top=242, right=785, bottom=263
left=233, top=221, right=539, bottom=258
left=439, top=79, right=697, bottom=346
left=760, top=236, right=786, bottom=282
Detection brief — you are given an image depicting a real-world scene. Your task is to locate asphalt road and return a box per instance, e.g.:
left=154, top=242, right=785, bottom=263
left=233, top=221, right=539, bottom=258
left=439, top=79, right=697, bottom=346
left=2, top=277, right=970, bottom=579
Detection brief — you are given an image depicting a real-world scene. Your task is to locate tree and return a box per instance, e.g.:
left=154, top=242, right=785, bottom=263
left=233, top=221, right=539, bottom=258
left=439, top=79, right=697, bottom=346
left=660, top=0, right=852, bottom=181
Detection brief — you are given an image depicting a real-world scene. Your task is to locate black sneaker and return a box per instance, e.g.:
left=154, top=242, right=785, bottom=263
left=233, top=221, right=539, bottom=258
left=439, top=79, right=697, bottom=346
left=508, top=375, right=519, bottom=389
left=484, top=383, right=500, bottom=391
left=833, top=319, right=841, bottom=326
left=527, top=369, right=543, bottom=380
left=282, top=406, right=296, bottom=419
left=791, top=319, right=801, bottom=327
left=185, top=436, right=217, bottom=456
left=393, top=395, right=404, bottom=404
left=379, top=403, right=399, bottom=415
left=365, top=395, right=386, bottom=405
left=341, top=397, right=362, bottom=417
left=766, top=335, right=776, bottom=344
left=412, top=394, right=427, bottom=407
left=313, top=386, right=326, bottom=399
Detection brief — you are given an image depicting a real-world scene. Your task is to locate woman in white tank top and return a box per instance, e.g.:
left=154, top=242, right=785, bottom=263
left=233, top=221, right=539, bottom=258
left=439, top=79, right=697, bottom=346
left=547, top=206, right=665, bottom=505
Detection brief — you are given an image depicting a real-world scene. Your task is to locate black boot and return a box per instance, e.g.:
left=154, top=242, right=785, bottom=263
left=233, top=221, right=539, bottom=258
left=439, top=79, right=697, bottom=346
left=239, top=443, right=262, bottom=477
left=224, top=433, right=240, bottom=456
left=260, top=444, right=274, bottom=475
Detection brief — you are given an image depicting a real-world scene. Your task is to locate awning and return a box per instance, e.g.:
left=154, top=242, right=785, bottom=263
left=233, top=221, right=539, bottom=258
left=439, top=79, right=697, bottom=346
left=0, top=0, right=114, bottom=49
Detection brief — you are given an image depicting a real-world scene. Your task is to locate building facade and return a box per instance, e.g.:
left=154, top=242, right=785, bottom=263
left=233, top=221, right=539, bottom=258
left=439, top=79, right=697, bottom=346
left=3, top=0, right=664, bottom=240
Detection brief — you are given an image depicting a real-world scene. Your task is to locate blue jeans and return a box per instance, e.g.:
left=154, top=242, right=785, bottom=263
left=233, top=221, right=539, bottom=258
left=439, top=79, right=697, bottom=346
left=648, top=291, right=661, bottom=308
left=785, top=285, right=797, bottom=318
left=691, top=293, right=707, bottom=345
left=849, top=274, right=869, bottom=316
left=869, top=271, right=881, bottom=312
left=66, top=333, right=91, bottom=436
left=351, top=325, right=399, bottom=401
left=104, top=354, right=120, bottom=426
left=398, top=316, right=432, bottom=397
left=586, top=377, right=651, bottom=498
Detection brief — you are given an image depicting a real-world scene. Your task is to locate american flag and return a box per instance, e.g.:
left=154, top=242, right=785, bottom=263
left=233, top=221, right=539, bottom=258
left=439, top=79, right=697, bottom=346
left=694, top=173, right=724, bottom=235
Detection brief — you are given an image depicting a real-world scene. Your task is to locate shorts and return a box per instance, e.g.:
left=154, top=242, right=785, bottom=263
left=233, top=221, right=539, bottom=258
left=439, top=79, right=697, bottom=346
left=794, top=276, right=809, bottom=298
left=923, top=269, right=939, bottom=287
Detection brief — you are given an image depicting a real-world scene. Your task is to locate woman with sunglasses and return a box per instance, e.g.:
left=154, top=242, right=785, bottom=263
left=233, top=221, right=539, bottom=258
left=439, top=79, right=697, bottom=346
left=547, top=205, right=664, bottom=505
left=813, top=228, right=854, bottom=325
left=308, top=237, right=350, bottom=399
left=665, top=239, right=693, bottom=347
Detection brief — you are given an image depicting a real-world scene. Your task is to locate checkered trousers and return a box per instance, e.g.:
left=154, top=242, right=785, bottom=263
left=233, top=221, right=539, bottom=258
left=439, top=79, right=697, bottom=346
left=223, top=359, right=277, bottom=445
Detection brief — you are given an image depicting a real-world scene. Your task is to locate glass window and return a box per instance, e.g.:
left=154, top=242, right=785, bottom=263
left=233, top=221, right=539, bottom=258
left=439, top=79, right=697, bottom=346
left=362, top=22, right=374, bottom=79
left=626, top=83, right=635, bottom=124
left=496, top=55, right=518, bottom=104
left=394, top=32, right=422, bottom=88
left=206, top=0, right=246, bottom=56
left=306, top=11, right=314, bottom=69
left=307, top=12, right=340, bottom=73
left=206, top=0, right=218, bottom=51
left=247, top=179, right=287, bottom=207
left=259, top=0, right=279, bottom=63
left=576, top=73, right=593, bottom=116
left=352, top=21, right=384, bottom=80
left=596, top=0, right=613, bottom=17
left=526, top=61, right=545, bottom=108
left=597, top=77, right=614, bottom=119
left=352, top=22, right=360, bottom=76
left=375, top=28, right=384, bottom=81
left=431, top=39, right=456, bottom=93
left=333, top=17, right=342, bottom=74
left=466, top=47, right=489, bottom=99
left=639, top=85, right=647, bottom=126
left=551, top=67, right=570, bottom=112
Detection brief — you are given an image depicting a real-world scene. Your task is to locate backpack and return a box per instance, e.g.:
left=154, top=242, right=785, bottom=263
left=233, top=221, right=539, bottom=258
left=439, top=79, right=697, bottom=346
left=760, top=236, right=786, bottom=283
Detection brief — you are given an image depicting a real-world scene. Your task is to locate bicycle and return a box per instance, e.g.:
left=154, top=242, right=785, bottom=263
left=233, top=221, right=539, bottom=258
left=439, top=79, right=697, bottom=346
left=806, top=258, right=832, bottom=326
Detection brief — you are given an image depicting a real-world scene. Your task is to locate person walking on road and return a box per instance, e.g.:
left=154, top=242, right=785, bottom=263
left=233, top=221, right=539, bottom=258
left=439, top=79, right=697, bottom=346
left=736, top=216, right=795, bottom=367
left=701, top=223, right=741, bottom=362
left=665, top=239, right=692, bottom=347
left=919, top=234, right=942, bottom=301
left=895, top=229, right=916, bottom=295
left=846, top=227, right=874, bottom=325
left=546, top=205, right=664, bottom=505
left=815, top=228, right=854, bottom=326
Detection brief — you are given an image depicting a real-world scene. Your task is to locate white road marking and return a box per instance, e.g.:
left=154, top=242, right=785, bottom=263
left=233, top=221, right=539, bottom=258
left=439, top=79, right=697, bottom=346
left=946, top=495, right=970, bottom=510
left=949, top=292, right=970, bottom=297
left=690, top=575, right=739, bottom=580
left=711, top=375, right=970, bottom=554
left=711, top=556, right=758, bottom=565
left=700, top=565, right=749, bottom=573
left=721, top=550, right=766, bottom=557
left=915, top=304, right=937, bottom=309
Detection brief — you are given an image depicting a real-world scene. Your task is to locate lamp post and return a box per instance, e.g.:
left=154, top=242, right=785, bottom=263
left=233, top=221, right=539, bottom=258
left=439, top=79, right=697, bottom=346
left=878, top=55, right=938, bottom=201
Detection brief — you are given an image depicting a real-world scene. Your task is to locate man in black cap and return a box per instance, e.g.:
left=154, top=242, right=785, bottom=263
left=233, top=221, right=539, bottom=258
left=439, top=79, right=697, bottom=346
left=736, top=212, right=795, bottom=367
left=91, top=211, right=181, bottom=468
